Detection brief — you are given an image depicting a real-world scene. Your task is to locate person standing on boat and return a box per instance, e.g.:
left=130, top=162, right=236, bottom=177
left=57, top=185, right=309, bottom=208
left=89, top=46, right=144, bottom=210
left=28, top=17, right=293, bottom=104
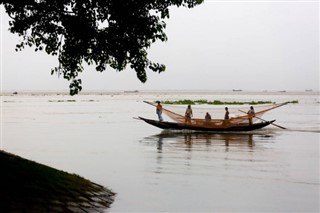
left=205, top=112, right=211, bottom=121
left=224, top=107, right=230, bottom=120
left=185, top=105, right=193, bottom=123
left=247, top=106, right=255, bottom=125
left=156, top=101, right=163, bottom=121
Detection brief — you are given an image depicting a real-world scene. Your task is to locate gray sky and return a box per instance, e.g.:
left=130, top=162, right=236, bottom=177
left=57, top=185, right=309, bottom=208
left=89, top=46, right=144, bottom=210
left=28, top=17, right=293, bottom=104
left=1, top=1, right=319, bottom=92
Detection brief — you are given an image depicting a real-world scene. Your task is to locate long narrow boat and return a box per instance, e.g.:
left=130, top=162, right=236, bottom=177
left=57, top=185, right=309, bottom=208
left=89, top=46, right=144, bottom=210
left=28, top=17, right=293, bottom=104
left=138, top=116, right=275, bottom=132
left=138, top=101, right=288, bottom=132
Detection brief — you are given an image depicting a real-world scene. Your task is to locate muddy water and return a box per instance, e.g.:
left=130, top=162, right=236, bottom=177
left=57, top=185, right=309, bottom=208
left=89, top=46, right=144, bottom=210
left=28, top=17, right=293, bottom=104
left=1, top=91, right=319, bottom=212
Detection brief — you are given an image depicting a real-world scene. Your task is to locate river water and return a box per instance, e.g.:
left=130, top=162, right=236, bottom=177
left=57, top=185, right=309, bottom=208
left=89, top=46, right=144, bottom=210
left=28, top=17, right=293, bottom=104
left=1, top=91, right=319, bottom=212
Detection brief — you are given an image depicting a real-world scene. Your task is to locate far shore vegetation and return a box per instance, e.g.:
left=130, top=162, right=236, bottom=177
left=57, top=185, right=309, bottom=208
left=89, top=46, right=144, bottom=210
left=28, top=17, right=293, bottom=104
left=0, top=151, right=115, bottom=212
left=158, top=99, right=299, bottom=105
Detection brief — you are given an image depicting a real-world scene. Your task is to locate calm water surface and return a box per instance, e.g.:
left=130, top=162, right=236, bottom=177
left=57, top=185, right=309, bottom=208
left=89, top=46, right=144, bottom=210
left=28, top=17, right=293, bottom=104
left=1, top=91, right=319, bottom=212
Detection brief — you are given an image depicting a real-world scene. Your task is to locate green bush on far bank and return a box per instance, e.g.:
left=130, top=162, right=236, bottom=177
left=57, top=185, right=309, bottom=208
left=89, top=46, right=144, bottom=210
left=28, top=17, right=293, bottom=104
left=159, top=99, right=299, bottom=105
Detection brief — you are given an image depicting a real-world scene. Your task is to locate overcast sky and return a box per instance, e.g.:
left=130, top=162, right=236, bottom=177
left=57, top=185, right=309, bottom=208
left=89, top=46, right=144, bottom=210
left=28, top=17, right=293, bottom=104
left=1, top=0, right=319, bottom=92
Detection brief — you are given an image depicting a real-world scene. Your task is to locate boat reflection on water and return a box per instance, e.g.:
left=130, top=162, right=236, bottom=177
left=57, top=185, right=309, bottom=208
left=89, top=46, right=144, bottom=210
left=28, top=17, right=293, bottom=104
left=142, top=130, right=276, bottom=153
left=141, top=131, right=278, bottom=177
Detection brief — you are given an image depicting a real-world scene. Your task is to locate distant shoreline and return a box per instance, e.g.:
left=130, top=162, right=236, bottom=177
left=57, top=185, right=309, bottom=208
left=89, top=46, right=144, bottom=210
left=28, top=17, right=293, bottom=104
left=1, top=90, right=319, bottom=96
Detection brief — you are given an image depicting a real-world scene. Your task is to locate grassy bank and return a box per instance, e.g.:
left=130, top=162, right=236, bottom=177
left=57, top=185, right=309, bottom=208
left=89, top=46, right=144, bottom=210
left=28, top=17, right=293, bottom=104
left=0, top=151, right=115, bottom=212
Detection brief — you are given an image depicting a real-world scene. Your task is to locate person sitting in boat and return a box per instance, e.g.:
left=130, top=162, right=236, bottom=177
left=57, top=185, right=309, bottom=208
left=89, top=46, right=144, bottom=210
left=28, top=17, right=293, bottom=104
left=224, top=107, right=230, bottom=120
left=205, top=112, right=211, bottom=121
left=156, top=101, right=163, bottom=121
left=247, top=106, right=255, bottom=125
left=185, top=105, right=193, bottom=123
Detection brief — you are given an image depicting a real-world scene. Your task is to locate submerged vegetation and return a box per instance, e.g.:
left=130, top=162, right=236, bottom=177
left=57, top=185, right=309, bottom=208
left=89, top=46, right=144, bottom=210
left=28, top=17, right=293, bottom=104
left=161, top=99, right=274, bottom=105
left=160, top=99, right=299, bottom=105
left=0, top=151, right=115, bottom=212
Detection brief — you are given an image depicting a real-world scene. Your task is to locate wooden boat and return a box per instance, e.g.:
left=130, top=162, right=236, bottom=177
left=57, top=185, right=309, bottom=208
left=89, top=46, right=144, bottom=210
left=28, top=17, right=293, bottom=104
left=138, top=101, right=288, bottom=132
left=138, top=117, right=275, bottom=132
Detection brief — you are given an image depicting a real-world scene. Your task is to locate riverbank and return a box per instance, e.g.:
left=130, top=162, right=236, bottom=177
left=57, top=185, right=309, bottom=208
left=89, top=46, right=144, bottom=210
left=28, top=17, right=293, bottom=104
left=0, top=151, right=115, bottom=212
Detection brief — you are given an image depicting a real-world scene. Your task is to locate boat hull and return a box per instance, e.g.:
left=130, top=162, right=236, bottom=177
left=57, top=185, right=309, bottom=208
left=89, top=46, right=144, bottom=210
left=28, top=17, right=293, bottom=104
left=138, top=117, right=275, bottom=132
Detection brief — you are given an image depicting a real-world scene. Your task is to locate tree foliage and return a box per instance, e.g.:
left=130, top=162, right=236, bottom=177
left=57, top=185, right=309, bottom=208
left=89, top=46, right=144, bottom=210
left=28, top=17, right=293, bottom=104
left=1, top=0, right=203, bottom=95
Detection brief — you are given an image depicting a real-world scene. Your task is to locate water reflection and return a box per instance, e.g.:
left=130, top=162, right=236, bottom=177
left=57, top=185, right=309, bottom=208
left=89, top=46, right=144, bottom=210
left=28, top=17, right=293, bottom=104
left=144, top=131, right=275, bottom=153
left=141, top=131, right=277, bottom=176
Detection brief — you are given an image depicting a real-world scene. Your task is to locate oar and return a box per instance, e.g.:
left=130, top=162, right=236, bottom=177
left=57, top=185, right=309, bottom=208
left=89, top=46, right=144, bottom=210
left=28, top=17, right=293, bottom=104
left=238, top=109, right=286, bottom=130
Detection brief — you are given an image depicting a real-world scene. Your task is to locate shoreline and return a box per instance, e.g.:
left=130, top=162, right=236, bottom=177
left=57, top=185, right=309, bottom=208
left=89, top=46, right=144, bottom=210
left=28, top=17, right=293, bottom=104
left=1, top=89, right=319, bottom=96
left=0, top=150, right=115, bottom=212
